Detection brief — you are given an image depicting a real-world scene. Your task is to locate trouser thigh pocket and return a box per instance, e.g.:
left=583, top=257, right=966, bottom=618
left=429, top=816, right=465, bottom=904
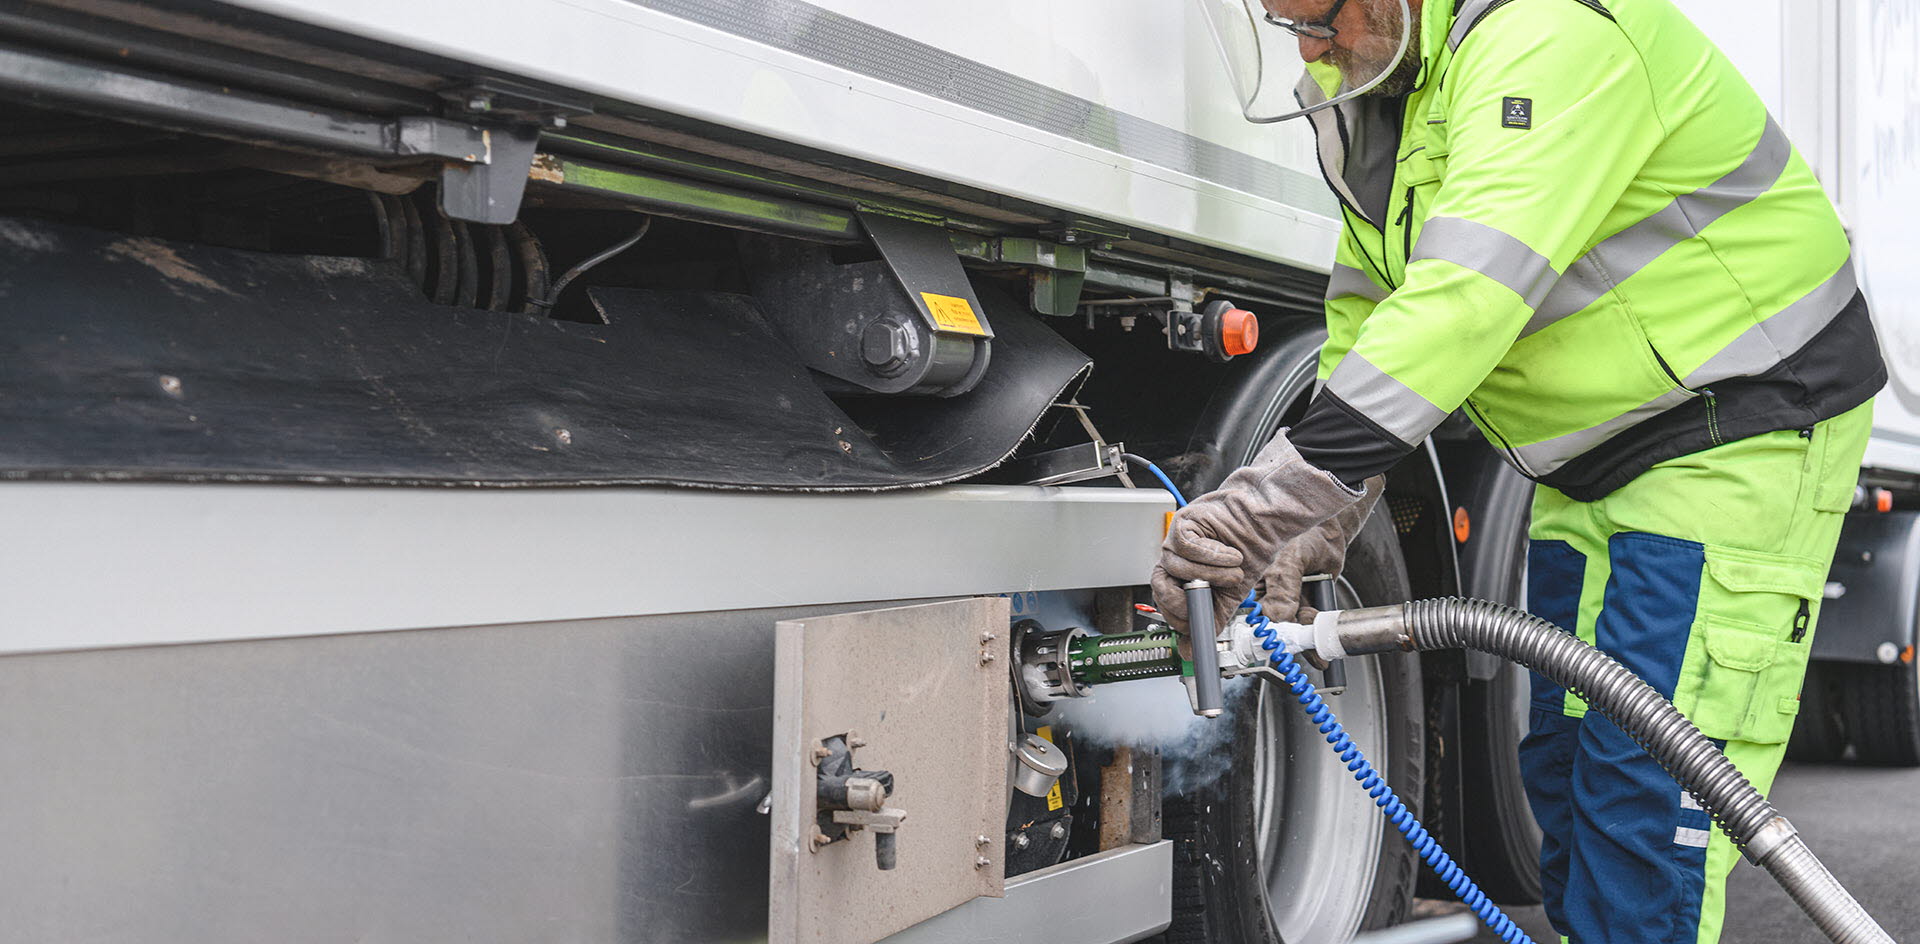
left=1673, top=547, right=1827, bottom=744
left=1679, top=615, right=1810, bottom=743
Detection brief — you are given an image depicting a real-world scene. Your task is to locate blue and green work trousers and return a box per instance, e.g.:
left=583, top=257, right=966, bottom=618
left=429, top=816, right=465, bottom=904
left=1518, top=401, right=1874, bottom=944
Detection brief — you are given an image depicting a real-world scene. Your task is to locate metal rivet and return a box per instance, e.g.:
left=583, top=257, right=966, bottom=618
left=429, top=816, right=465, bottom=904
left=811, top=746, right=832, bottom=765
left=810, top=831, right=832, bottom=851
left=848, top=736, right=866, bottom=749
left=974, top=856, right=991, bottom=869
left=979, top=652, right=996, bottom=665
left=158, top=375, right=183, bottom=397
left=554, top=428, right=572, bottom=446
left=980, top=631, right=997, bottom=643
left=975, top=835, right=991, bottom=847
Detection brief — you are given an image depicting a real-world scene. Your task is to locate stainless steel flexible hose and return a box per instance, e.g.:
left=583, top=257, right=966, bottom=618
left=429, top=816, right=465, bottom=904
left=1321, top=597, right=1893, bottom=944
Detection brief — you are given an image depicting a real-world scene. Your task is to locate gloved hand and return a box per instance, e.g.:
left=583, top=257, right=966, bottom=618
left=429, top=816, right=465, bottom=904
left=1254, top=474, right=1385, bottom=625
left=1150, top=429, right=1364, bottom=634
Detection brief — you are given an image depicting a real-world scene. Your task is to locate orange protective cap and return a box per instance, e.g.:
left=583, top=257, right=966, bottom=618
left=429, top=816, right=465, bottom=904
left=1221, top=308, right=1259, bottom=357
left=1876, top=488, right=1895, bottom=514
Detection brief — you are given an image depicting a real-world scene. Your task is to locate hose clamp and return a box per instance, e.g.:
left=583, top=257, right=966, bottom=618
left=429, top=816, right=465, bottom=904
left=1740, top=815, right=1797, bottom=866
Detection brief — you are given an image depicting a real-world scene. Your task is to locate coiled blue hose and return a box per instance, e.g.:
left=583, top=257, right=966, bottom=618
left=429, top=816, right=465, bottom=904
left=1123, top=455, right=1534, bottom=944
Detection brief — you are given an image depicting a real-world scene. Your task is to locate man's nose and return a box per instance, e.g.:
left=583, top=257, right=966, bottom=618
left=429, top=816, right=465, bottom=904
left=1297, top=35, right=1333, bottom=62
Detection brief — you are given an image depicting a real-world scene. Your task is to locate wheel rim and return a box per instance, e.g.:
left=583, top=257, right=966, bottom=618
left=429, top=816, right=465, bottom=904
left=1249, top=581, right=1390, bottom=942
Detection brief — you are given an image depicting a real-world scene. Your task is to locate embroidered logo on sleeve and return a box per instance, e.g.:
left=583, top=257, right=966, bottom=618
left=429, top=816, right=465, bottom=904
left=1502, top=97, right=1533, bottom=129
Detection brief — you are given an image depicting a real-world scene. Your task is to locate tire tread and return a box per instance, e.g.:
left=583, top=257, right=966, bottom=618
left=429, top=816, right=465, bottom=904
left=1839, top=660, right=1920, bottom=766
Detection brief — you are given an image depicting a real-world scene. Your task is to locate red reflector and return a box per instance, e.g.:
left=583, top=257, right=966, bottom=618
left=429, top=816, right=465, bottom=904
left=1221, top=308, right=1259, bottom=357
left=1452, top=507, right=1471, bottom=544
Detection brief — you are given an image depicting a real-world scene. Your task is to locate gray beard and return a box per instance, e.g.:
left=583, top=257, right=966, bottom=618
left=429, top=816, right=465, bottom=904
left=1361, top=3, right=1424, bottom=97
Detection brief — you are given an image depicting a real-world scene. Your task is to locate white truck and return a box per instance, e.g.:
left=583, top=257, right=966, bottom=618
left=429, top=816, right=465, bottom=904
left=0, top=1, right=1910, bottom=942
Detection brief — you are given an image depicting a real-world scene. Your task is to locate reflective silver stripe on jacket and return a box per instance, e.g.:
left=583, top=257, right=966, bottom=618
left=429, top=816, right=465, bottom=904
left=1510, top=387, right=1697, bottom=475
left=1410, top=216, right=1559, bottom=309
left=1685, top=259, right=1859, bottom=387
left=1449, top=0, right=1504, bottom=49
left=1327, top=264, right=1390, bottom=303
left=1325, top=352, right=1450, bottom=447
left=1522, top=118, right=1793, bottom=337
left=1501, top=259, right=1854, bottom=477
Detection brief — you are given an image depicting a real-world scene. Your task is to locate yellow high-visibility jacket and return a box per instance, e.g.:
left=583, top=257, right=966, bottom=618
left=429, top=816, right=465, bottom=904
left=1290, top=0, right=1885, bottom=500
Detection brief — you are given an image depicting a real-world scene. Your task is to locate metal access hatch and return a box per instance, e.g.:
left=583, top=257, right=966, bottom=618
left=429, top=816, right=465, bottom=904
left=769, top=598, right=1010, bottom=944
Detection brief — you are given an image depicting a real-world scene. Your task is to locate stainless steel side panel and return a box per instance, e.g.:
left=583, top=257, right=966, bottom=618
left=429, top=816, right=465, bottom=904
left=0, top=606, right=894, bottom=943
left=878, top=842, right=1174, bottom=944
left=0, top=482, right=1168, bottom=654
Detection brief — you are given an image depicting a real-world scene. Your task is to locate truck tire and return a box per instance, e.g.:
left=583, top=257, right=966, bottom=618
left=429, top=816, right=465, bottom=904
left=1785, top=661, right=1849, bottom=763
left=1160, top=514, right=1423, bottom=943
left=1458, top=663, right=1544, bottom=903
left=1838, top=656, right=1920, bottom=766
left=1451, top=456, right=1544, bottom=904
left=1157, top=324, right=1422, bottom=942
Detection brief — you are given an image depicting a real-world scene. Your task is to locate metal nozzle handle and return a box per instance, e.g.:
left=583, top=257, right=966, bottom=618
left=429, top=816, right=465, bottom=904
left=1184, top=580, right=1225, bottom=717
left=1308, top=578, right=1347, bottom=693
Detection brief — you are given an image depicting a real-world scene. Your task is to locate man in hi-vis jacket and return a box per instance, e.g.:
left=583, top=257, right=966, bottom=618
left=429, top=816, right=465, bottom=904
left=1159, top=0, right=1886, bottom=940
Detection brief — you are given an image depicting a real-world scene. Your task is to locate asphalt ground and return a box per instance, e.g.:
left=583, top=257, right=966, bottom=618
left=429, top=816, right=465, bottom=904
left=1431, top=759, right=1920, bottom=943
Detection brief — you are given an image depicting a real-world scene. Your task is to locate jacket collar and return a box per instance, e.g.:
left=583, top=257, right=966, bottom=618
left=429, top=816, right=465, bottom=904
left=1409, top=0, right=1460, bottom=94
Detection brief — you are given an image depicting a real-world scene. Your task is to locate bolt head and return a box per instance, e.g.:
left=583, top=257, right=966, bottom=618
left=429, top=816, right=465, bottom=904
left=466, top=94, right=493, bottom=112
left=1013, top=833, right=1030, bottom=849
left=974, top=856, right=991, bottom=869
left=979, top=652, right=996, bottom=665
left=860, top=319, right=916, bottom=376
left=1050, top=822, right=1068, bottom=840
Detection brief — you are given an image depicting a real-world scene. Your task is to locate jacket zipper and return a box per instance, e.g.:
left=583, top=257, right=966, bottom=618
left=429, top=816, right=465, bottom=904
left=1648, top=344, right=1724, bottom=444
left=1650, top=346, right=1689, bottom=389
left=1790, top=598, right=1811, bottom=643
left=1463, top=399, right=1533, bottom=477
left=1395, top=185, right=1415, bottom=285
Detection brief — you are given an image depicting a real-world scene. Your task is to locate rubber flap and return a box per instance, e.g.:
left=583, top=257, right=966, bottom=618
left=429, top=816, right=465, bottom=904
left=0, top=217, right=1090, bottom=490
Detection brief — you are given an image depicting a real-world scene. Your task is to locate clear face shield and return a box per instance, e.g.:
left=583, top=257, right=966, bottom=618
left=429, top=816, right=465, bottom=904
left=1195, top=0, right=1414, bottom=122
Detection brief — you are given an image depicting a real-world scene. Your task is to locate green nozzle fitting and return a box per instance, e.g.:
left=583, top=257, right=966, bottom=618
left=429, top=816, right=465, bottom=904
left=1067, top=629, right=1189, bottom=687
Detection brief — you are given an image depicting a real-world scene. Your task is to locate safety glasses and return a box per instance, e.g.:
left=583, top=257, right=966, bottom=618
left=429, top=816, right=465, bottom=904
left=1263, top=0, right=1351, bottom=40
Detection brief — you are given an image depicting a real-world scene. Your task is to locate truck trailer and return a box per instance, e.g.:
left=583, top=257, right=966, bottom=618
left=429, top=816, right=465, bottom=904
left=0, top=1, right=1912, bottom=942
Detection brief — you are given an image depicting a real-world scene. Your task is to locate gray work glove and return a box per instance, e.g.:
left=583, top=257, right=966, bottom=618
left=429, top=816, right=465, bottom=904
left=1150, top=429, right=1364, bottom=634
left=1254, top=474, right=1385, bottom=625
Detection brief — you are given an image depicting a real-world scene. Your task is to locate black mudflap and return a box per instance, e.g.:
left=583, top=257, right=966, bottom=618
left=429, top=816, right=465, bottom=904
left=0, top=217, right=1089, bottom=490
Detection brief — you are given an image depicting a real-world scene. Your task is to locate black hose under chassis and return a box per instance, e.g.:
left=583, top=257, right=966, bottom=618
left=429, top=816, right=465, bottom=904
left=1388, top=597, right=1893, bottom=944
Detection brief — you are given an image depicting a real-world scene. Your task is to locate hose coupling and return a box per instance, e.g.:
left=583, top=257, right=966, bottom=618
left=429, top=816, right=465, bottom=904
left=1742, top=815, right=1800, bottom=866
left=1328, top=604, right=1415, bottom=656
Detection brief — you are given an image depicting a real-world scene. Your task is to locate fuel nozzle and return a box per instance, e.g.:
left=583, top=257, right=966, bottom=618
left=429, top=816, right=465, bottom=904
left=1014, top=600, right=1259, bottom=719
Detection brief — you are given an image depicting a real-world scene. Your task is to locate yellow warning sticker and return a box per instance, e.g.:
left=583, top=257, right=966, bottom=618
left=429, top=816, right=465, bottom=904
left=920, top=292, right=987, bottom=336
left=1035, top=726, right=1065, bottom=811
